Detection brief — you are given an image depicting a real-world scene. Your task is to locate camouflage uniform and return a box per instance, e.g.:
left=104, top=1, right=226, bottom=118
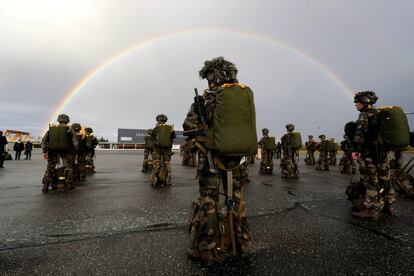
left=304, top=135, right=316, bottom=166
left=280, top=124, right=299, bottom=178
left=390, top=149, right=403, bottom=170
left=150, top=115, right=176, bottom=186
left=345, top=91, right=396, bottom=219
left=142, top=129, right=154, bottom=172
left=339, top=135, right=356, bottom=174
left=275, top=142, right=282, bottom=160
left=328, top=139, right=337, bottom=166
left=41, top=114, right=77, bottom=192
left=181, top=140, right=196, bottom=167
left=315, top=135, right=330, bottom=171
left=71, top=123, right=87, bottom=182
left=84, top=128, right=99, bottom=174
left=258, top=129, right=274, bottom=175
left=185, top=57, right=252, bottom=265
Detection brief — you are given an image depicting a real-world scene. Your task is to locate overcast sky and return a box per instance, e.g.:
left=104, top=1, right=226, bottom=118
left=1, top=0, right=413, bottom=141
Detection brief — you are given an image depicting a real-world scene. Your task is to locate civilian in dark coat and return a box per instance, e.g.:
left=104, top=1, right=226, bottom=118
left=25, top=140, right=33, bottom=160
left=13, top=139, right=24, bottom=160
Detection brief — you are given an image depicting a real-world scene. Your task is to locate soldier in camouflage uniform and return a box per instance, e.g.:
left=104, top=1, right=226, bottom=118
left=181, top=139, right=197, bottom=167
left=339, top=134, right=356, bottom=174
left=85, top=127, right=99, bottom=174
left=345, top=91, right=396, bottom=220
left=280, top=124, right=299, bottom=178
left=391, top=157, right=414, bottom=198
left=71, top=123, right=87, bottom=181
left=304, top=135, right=317, bottom=166
left=150, top=114, right=176, bottom=186
left=258, top=128, right=274, bottom=175
left=328, top=138, right=337, bottom=166
left=185, top=57, right=252, bottom=266
left=41, top=114, right=77, bottom=192
left=390, top=149, right=403, bottom=170
left=275, top=142, right=282, bottom=160
left=141, top=129, right=154, bottom=172
left=315, top=134, right=330, bottom=171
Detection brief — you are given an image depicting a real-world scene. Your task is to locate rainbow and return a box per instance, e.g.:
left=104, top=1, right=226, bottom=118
left=42, top=28, right=355, bottom=134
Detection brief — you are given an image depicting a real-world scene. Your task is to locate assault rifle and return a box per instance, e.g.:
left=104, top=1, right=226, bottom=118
left=183, top=88, right=217, bottom=173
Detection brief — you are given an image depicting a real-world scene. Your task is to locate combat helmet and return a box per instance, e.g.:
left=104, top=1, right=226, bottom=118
left=286, top=124, right=295, bottom=132
left=199, top=57, right=238, bottom=85
left=156, top=114, right=168, bottom=123
left=57, top=114, right=70, bottom=124
left=319, top=134, right=326, bottom=140
left=353, top=91, right=378, bottom=105
left=85, top=127, right=93, bottom=133
left=262, top=128, right=269, bottom=136
left=71, top=123, right=81, bottom=132
left=309, top=135, right=314, bottom=139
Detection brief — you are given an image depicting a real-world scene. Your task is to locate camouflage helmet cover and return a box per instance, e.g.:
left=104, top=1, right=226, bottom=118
left=71, top=123, right=81, bottom=132
left=262, top=128, right=269, bottom=135
left=199, top=57, right=238, bottom=85
left=85, top=127, right=93, bottom=133
left=353, top=91, right=378, bottom=105
left=319, top=134, right=326, bottom=139
left=57, top=114, right=70, bottom=124
left=286, top=124, right=295, bottom=132
left=308, top=135, right=313, bottom=139
left=156, top=114, right=168, bottom=123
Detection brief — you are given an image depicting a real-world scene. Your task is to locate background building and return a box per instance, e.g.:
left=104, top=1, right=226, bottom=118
left=117, top=128, right=185, bottom=145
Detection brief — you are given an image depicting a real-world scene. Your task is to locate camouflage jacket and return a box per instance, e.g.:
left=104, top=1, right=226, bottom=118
left=281, top=133, right=293, bottom=152
left=353, top=108, right=378, bottom=152
left=305, top=140, right=317, bottom=151
left=183, top=89, right=216, bottom=132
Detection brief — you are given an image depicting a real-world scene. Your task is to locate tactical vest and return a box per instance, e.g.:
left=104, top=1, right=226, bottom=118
left=288, top=132, right=302, bottom=150
left=377, top=106, right=410, bottom=149
left=262, top=136, right=276, bottom=151
left=48, top=125, right=71, bottom=151
left=156, top=124, right=173, bottom=148
left=212, top=84, right=258, bottom=156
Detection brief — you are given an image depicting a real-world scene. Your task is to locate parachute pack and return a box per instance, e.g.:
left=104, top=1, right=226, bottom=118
left=377, top=106, right=410, bottom=149
left=85, top=135, right=95, bottom=150
left=156, top=124, right=173, bottom=148
left=262, top=136, right=277, bottom=151
left=48, top=125, right=71, bottom=151
left=288, top=132, right=302, bottom=150
left=212, top=84, right=258, bottom=156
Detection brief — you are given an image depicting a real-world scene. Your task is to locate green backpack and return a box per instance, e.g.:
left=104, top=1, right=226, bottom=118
left=325, top=140, right=335, bottom=151
left=262, top=136, right=276, bottom=151
left=85, top=135, right=95, bottom=149
left=377, top=106, right=410, bottom=149
left=288, top=132, right=302, bottom=150
left=212, top=84, right=258, bottom=156
left=156, top=124, right=173, bottom=148
left=48, top=125, right=71, bottom=151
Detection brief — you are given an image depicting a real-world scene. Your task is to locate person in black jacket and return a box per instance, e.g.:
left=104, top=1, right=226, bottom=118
left=24, top=140, right=33, bottom=160
left=0, top=131, right=8, bottom=168
left=13, top=138, right=24, bottom=160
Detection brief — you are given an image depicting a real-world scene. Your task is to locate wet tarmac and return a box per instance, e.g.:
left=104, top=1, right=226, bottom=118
left=0, top=150, right=413, bottom=275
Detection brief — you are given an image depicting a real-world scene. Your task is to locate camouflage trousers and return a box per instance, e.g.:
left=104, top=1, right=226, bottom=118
left=280, top=151, right=299, bottom=178
left=151, top=149, right=172, bottom=185
left=182, top=152, right=196, bottom=167
left=339, top=153, right=356, bottom=174
left=329, top=151, right=337, bottom=166
left=142, top=148, right=153, bottom=172
left=42, top=151, right=74, bottom=189
left=316, top=151, right=330, bottom=171
left=188, top=152, right=251, bottom=263
left=392, top=172, right=414, bottom=198
left=85, top=150, right=96, bottom=173
left=304, top=150, right=316, bottom=166
left=259, top=150, right=273, bottom=174
left=76, top=152, right=87, bottom=181
left=346, top=154, right=395, bottom=212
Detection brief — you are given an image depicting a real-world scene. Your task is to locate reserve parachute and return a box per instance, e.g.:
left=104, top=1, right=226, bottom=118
left=212, top=84, right=258, bottom=156
left=48, top=125, right=71, bottom=151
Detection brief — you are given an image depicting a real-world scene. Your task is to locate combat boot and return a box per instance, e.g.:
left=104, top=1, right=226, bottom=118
left=352, top=209, right=381, bottom=221
left=382, top=204, right=396, bottom=216
left=42, top=183, right=49, bottom=193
